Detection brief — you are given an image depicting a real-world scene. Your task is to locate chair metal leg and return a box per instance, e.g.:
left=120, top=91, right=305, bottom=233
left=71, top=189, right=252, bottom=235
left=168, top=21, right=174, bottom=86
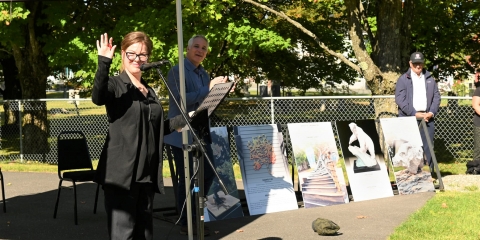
left=93, top=183, right=99, bottom=214
left=53, top=179, right=63, bottom=218
left=0, top=170, right=6, bottom=213
left=73, top=181, right=78, bottom=225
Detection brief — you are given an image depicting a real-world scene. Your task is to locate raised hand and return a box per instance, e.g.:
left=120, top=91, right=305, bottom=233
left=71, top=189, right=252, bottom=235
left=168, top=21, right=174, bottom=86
left=96, top=33, right=116, bottom=59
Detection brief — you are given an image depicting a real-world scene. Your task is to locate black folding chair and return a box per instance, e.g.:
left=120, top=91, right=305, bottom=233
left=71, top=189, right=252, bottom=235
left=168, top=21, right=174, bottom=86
left=0, top=166, right=6, bottom=213
left=53, top=131, right=99, bottom=225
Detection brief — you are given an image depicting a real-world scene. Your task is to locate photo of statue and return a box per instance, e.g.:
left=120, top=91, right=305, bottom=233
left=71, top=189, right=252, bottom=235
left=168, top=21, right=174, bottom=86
left=346, top=122, right=381, bottom=173
left=390, top=139, right=425, bottom=174
left=336, top=120, right=394, bottom=202
left=380, top=117, right=435, bottom=195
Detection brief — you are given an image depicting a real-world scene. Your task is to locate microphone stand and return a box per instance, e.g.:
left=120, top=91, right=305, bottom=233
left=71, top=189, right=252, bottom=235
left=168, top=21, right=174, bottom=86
left=152, top=67, right=229, bottom=239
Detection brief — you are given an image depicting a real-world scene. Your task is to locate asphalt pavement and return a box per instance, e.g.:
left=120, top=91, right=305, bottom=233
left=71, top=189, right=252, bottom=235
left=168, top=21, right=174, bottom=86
left=0, top=171, right=435, bottom=240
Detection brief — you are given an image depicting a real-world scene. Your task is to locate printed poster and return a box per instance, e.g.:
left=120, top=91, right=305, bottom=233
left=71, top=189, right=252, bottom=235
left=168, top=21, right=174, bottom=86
left=379, top=117, right=435, bottom=194
left=336, top=120, right=394, bottom=202
left=234, top=124, right=298, bottom=216
left=287, top=122, right=349, bottom=208
left=204, top=127, right=244, bottom=222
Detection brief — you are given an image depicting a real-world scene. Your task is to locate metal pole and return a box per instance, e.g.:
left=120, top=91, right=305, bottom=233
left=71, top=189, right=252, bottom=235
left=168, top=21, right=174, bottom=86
left=18, top=100, right=23, bottom=163
left=270, top=97, right=274, bottom=124
left=193, top=148, right=205, bottom=239
left=175, top=1, right=193, bottom=239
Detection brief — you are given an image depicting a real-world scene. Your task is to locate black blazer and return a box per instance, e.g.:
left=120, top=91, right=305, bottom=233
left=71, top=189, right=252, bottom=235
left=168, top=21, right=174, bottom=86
left=92, top=56, right=165, bottom=193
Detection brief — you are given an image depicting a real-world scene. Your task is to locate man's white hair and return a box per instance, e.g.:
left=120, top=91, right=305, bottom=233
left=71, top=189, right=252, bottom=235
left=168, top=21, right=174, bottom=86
left=187, top=35, right=209, bottom=48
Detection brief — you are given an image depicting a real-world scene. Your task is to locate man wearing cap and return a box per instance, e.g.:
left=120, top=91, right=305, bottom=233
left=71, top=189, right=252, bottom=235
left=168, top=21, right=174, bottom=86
left=395, top=52, right=441, bottom=169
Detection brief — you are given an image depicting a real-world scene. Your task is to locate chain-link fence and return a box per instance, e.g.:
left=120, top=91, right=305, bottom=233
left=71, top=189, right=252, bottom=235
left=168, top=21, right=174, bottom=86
left=0, top=96, right=473, bottom=164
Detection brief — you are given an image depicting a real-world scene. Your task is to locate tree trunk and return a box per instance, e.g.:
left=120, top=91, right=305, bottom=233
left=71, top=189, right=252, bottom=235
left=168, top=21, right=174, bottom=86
left=10, top=2, right=50, bottom=158
left=22, top=101, right=50, bottom=155
left=0, top=55, right=22, bottom=127
left=345, top=0, right=403, bottom=155
left=344, top=0, right=401, bottom=112
left=400, top=0, right=415, bottom=71
left=373, top=0, right=402, bottom=73
left=344, top=0, right=385, bottom=95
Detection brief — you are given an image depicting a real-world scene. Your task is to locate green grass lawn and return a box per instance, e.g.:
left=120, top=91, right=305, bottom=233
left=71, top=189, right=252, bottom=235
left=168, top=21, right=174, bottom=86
left=389, top=191, right=480, bottom=240
left=46, top=91, right=66, bottom=98
left=0, top=159, right=243, bottom=180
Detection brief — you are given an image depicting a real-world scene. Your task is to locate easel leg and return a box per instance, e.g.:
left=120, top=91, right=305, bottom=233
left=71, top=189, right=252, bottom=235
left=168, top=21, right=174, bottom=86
left=419, top=120, right=444, bottom=191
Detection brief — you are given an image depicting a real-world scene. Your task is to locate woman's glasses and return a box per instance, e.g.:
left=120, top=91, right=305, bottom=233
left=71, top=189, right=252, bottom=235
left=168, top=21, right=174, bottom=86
left=125, top=52, right=149, bottom=61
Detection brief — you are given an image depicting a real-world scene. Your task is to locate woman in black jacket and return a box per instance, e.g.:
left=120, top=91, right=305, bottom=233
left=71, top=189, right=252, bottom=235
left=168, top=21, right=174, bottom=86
left=92, top=32, right=165, bottom=240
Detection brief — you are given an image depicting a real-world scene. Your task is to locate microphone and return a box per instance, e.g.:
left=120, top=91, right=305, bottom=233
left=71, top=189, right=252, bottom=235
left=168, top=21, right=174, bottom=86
left=140, top=60, right=170, bottom=71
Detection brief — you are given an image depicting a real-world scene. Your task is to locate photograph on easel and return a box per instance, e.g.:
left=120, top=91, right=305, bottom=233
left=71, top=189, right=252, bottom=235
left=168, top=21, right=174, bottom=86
left=204, top=127, right=244, bottom=222
left=287, top=122, right=349, bottom=208
left=336, top=120, right=394, bottom=202
left=379, top=117, right=435, bottom=195
left=234, top=124, right=298, bottom=216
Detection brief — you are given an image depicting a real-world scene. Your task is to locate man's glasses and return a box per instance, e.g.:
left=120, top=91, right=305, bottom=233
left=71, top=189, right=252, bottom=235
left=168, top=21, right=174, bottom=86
left=125, top=52, right=149, bottom=61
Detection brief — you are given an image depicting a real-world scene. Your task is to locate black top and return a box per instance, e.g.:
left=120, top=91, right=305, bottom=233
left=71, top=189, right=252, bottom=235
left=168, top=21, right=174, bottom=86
left=92, top=56, right=166, bottom=193
left=132, top=88, right=158, bottom=184
left=474, top=87, right=480, bottom=127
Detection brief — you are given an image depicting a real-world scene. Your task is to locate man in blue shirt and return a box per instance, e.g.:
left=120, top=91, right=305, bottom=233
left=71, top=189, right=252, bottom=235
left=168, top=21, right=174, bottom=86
left=164, top=35, right=227, bottom=236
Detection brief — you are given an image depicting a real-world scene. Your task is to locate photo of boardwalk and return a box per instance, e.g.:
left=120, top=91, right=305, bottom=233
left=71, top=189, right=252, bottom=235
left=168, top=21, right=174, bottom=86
left=288, top=122, right=349, bottom=208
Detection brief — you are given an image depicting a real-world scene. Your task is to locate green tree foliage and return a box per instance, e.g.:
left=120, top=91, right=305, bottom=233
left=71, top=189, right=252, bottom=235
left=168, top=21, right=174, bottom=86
left=410, top=0, right=480, bottom=80
left=239, top=0, right=359, bottom=95
left=244, top=0, right=480, bottom=98
left=1, top=0, right=479, bottom=98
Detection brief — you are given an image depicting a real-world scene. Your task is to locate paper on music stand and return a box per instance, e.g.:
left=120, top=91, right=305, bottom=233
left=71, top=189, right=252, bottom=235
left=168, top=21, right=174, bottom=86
left=192, top=81, right=234, bottom=117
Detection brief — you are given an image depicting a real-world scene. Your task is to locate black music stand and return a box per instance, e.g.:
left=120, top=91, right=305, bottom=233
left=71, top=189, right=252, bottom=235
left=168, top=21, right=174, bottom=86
left=182, top=81, right=234, bottom=238
left=150, top=65, right=232, bottom=239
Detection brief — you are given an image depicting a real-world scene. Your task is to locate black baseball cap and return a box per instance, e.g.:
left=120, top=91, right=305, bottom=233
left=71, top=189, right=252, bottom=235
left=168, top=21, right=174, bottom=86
left=410, top=52, right=424, bottom=63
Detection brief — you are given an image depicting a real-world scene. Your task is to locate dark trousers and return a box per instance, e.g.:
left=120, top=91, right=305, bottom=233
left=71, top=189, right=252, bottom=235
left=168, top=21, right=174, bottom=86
left=473, top=126, right=480, bottom=160
left=419, top=120, right=435, bottom=167
left=104, top=183, right=154, bottom=240
left=171, top=145, right=216, bottom=226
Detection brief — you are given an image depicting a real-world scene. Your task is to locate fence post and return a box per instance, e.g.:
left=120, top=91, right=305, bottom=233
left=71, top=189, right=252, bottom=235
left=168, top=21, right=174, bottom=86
left=18, top=100, right=23, bottom=163
left=271, top=97, right=275, bottom=124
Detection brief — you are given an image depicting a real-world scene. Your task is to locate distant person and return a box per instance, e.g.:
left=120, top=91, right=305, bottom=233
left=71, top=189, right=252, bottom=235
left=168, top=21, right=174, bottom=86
left=472, top=83, right=480, bottom=160
left=92, top=32, right=166, bottom=240
left=475, top=68, right=480, bottom=88
left=395, top=52, right=441, bottom=169
left=267, top=80, right=272, bottom=96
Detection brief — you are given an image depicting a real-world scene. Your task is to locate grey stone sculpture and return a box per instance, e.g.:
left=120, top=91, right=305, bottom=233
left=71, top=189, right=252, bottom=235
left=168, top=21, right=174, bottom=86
left=312, top=217, right=340, bottom=236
